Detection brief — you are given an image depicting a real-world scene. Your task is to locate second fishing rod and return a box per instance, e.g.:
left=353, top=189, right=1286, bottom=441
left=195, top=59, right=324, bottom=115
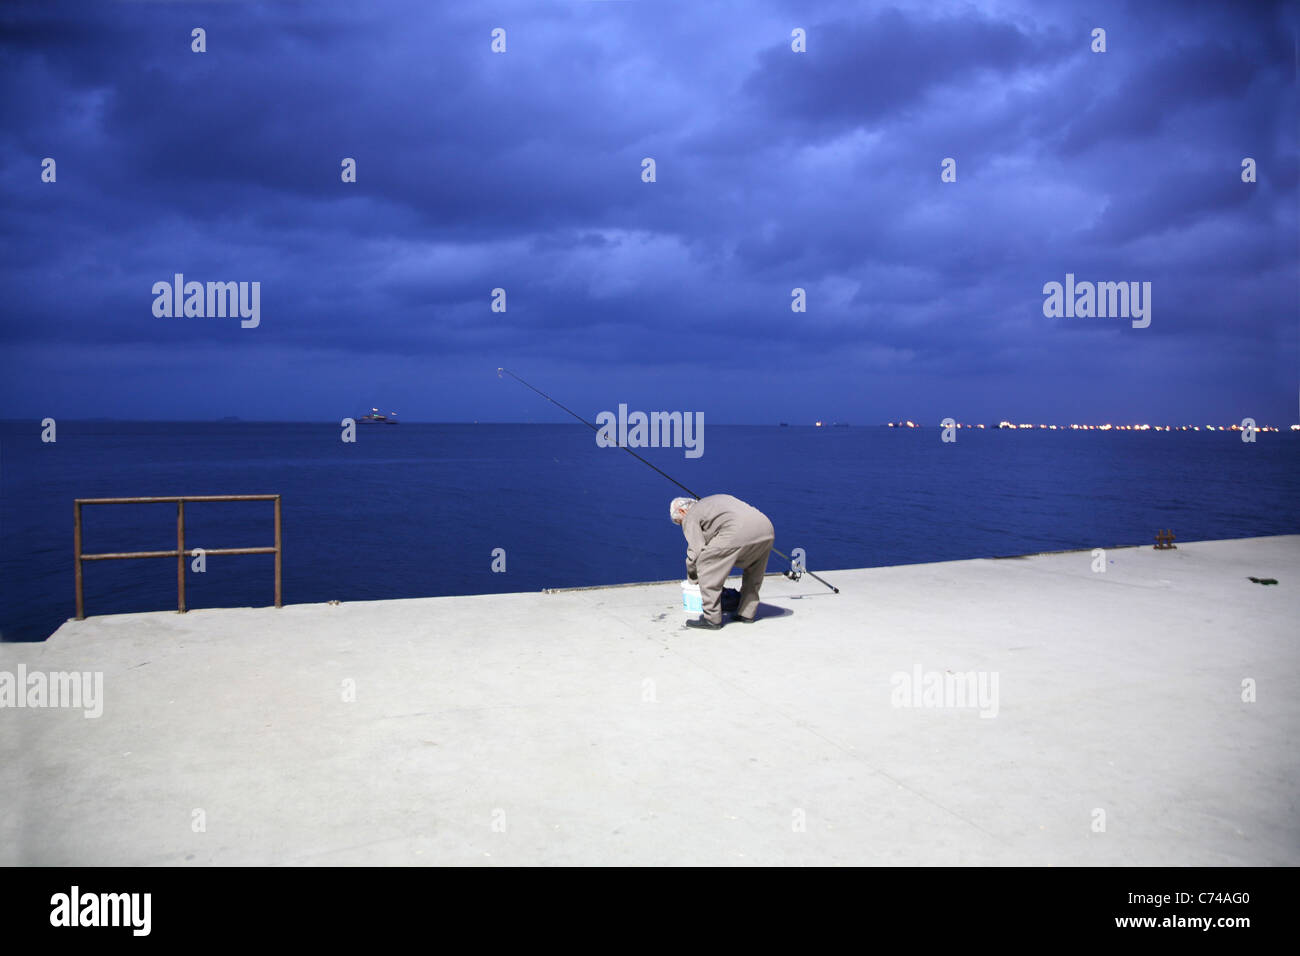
left=498, top=367, right=840, bottom=594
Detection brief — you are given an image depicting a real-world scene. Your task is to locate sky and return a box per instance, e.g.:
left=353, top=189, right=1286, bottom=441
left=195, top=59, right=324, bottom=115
left=1, top=0, right=1297, bottom=425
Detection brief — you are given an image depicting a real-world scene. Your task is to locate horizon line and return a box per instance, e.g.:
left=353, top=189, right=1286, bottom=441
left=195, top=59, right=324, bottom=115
left=3, top=418, right=1298, bottom=430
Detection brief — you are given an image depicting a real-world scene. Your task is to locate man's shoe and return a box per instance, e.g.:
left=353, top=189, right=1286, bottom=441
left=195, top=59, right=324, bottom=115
left=732, top=613, right=755, bottom=624
left=685, top=616, right=723, bottom=630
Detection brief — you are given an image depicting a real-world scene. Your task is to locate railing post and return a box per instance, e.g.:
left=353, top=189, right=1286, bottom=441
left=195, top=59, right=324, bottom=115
left=74, top=501, right=84, bottom=621
left=177, top=499, right=186, bottom=613
left=274, top=495, right=282, bottom=608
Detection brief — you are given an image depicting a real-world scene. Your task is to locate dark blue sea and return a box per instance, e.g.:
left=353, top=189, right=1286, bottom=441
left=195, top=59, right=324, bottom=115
left=2, top=421, right=1297, bottom=642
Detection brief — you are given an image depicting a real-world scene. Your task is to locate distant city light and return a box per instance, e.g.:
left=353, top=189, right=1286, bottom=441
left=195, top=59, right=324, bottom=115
left=876, top=419, right=1294, bottom=431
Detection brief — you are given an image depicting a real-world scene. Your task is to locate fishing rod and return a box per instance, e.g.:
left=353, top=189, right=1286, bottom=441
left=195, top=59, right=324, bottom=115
left=498, top=367, right=840, bottom=594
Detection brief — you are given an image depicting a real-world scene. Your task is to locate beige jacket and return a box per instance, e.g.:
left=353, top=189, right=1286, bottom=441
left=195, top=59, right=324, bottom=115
left=682, top=494, right=774, bottom=576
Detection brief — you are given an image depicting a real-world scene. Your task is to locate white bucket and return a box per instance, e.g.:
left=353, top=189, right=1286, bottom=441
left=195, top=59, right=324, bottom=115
left=681, top=581, right=702, bottom=613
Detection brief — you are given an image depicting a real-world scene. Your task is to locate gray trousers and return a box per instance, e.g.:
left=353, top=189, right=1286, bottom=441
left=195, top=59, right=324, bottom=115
left=697, top=537, right=774, bottom=624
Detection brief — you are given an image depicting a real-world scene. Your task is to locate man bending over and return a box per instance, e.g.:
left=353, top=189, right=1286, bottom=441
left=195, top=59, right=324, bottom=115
left=671, top=495, right=775, bottom=630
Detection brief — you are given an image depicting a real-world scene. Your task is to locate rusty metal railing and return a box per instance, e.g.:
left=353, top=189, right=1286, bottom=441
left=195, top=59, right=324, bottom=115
left=74, top=495, right=281, bottom=620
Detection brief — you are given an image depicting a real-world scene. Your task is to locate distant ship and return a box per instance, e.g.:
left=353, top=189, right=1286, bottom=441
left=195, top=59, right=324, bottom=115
left=359, top=407, right=399, bottom=424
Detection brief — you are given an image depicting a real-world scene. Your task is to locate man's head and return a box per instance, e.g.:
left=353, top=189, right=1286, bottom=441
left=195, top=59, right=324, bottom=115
left=670, top=497, right=697, bottom=525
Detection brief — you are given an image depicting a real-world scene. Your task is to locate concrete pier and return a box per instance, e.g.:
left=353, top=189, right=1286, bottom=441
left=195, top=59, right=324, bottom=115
left=2, top=535, right=1296, bottom=866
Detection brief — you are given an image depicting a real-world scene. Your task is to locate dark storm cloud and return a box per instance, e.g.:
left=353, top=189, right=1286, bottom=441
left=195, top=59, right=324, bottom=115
left=741, top=8, right=1066, bottom=132
left=0, top=0, right=1296, bottom=424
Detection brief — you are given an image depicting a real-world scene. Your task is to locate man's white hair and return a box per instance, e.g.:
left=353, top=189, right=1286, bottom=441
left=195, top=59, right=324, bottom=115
left=670, top=497, right=697, bottom=524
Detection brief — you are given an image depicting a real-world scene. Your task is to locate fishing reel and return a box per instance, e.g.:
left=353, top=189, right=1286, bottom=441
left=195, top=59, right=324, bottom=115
left=783, top=568, right=803, bottom=582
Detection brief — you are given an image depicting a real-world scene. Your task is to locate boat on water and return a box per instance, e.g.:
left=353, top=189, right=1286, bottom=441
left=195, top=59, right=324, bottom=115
left=359, top=407, right=399, bottom=424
